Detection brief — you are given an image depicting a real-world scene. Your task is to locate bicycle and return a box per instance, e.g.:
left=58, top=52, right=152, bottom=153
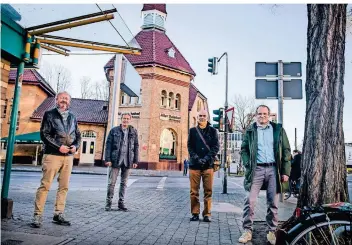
left=284, top=179, right=300, bottom=200
left=276, top=202, right=352, bottom=245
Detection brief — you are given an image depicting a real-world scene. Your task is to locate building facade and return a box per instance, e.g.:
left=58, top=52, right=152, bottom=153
left=104, top=4, right=208, bottom=170
left=1, top=4, right=209, bottom=171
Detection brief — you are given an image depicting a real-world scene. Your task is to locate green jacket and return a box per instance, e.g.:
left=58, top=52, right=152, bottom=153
left=240, top=122, right=291, bottom=193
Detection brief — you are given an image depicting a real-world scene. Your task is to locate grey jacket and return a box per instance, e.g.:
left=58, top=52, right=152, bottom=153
left=104, top=125, right=139, bottom=168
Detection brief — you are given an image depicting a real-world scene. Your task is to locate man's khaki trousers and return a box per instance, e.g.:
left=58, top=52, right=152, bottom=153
left=189, top=168, right=214, bottom=217
left=34, top=154, right=73, bottom=216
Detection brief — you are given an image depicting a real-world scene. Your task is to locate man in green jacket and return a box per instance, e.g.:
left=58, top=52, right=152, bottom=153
left=238, top=105, right=291, bottom=245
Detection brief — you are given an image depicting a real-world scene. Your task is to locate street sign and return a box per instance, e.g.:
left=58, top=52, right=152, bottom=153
left=225, top=107, right=235, bottom=131
left=255, top=79, right=303, bottom=99
left=255, top=62, right=302, bottom=77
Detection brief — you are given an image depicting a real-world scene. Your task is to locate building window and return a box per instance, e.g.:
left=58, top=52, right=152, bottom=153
left=1, top=86, right=6, bottom=101
left=175, top=94, right=180, bottom=110
left=161, top=90, right=167, bottom=107
left=167, top=47, right=175, bottom=58
left=1, top=99, right=7, bottom=118
left=16, top=111, right=20, bottom=130
left=144, top=13, right=154, bottom=26
left=155, top=15, right=165, bottom=28
left=159, top=128, right=177, bottom=160
left=82, top=130, right=97, bottom=138
left=121, top=93, right=129, bottom=105
left=168, top=92, right=174, bottom=109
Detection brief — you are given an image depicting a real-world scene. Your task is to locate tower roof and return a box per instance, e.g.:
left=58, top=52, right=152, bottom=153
left=104, top=29, right=195, bottom=76
left=141, top=4, right=167, bottom=14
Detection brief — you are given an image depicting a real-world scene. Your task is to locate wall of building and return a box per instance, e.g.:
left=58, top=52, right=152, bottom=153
left=1, top=84, right=48, bottom=138
left=77, top=123, right=106, bottom=166
left=1, top=59, right=10, bottom=128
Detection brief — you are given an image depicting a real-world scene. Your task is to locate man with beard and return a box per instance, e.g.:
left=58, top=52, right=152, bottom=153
left=31, top=91, right=81, bottom=228
left=187, top=109, right=219, bottom=222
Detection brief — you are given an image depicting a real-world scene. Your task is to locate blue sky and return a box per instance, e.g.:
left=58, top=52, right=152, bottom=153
left=13, top=4, right=352, bottom=148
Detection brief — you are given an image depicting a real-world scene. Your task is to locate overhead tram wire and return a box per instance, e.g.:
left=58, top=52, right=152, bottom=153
left=112, top=4, right=137, bottom=48
left=95, top=4, right=131, bottom=50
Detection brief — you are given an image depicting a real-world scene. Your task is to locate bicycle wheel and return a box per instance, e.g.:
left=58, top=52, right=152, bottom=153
left=288, top=215, right=351, bottom=245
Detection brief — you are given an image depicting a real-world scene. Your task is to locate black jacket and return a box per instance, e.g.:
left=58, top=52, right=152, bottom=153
left=40, top=108, right=81, bottom=156
left=290, top=153, right=302, bottom=181
left=187, top=122, right=220, bottom=170
left=104, top=125, right=139, bottom=168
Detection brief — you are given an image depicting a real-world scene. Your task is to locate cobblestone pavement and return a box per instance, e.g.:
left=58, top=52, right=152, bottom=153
left=1, top=173, right=297, bottom=245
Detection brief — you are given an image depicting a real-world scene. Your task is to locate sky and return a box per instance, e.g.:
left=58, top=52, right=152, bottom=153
left=11, top=4, right=352, bottom=148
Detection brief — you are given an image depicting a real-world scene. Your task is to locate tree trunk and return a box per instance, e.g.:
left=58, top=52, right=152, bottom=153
left=298, top=4, right=349, bottom=207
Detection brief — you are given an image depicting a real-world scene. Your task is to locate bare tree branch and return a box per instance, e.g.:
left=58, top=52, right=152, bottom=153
left=92, top=80, right=109, bottom=101
left=41, top=63, right=72, bottom=93
left=230, top=94, right=257, bottom=133
left=80, top=76, right=93, bottom=99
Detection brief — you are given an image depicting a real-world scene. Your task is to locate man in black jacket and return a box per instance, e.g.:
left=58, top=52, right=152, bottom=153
left=187, top=109, right=219, bottom=222
left=104, top=112, right=139, bottom=211
left=31, top=91, right=81, bottom=228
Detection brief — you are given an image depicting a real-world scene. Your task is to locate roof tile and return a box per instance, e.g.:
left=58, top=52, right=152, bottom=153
left=104, top=29, right=195, bottom=76
left=141, top=4, right=167, bottom=14
left=9, top=69, right=56, bottom=96
left=31, top=97, right=108, bottom=124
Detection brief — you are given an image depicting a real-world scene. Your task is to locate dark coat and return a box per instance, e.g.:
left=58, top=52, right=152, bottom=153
left=40, top=108, right=81, bottom=156
left=290, top=153, right=301, bottom=181
left=104, top=125, right=139, bottom=168
left=187, top=122, right=220, bottom=170
left=240, top=122, right=291, bottom=193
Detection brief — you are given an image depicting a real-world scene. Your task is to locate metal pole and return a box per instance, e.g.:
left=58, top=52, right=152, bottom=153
left=223, top=52, right=228, bottom=194
left=106, top=54, right=123, bottom=180
left=295, top=128, right=297, bottom=150
left=278, top=60, right=284, bottom=202
left=1, top=61, right=24, bottom=199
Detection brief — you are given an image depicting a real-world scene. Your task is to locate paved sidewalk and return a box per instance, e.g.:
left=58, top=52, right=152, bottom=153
left=1, top=175, right=297, bottom=245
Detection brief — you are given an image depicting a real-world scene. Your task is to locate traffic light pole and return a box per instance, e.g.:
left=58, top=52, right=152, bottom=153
left=218, top=52, right=228, bottom=194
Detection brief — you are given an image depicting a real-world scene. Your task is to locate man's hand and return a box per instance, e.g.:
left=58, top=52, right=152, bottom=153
left=70, top=145, right=77, bottom=153
left=132, top=163, right=138, bottom=169
left=59, top=145, right=70, bottom=154
left=105, top=162, right=112, bottom=167
left=198, top=158, right=206, bottom=165
left=281, top=175, right=289, bottom=182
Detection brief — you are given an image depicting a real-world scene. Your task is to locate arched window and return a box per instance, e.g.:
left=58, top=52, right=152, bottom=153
left=168, top=92, right=174, bottom=109
left=193, top=117, right=197, bottom=127
left=175, top=94, right=181, bottom=110
left=159, top=129, right=177, bottom=160
left=161, top=90, right=167, bottom=107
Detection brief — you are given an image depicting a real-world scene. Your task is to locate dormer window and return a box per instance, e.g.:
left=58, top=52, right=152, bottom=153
left=167, top=47, right=176, bottom=58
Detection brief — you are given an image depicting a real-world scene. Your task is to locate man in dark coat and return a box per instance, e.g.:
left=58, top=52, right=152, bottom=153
left=31, top=91, right=81, bottom=228
left=187, top=109, right=219, bottom=222
left=104, top=112, right=139, bottom=211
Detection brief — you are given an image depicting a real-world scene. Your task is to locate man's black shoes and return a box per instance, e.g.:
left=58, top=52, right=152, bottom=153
left=203, top=216, right=211, bottom=222
left=190, top=214, right=199, bottom=221
left=52, top=213, right=71, bottom=226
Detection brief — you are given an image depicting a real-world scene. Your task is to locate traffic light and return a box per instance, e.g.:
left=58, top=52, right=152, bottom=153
left=208, top=57, right=218, bottom=75
left=213, top=108, right=224, bottom=131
